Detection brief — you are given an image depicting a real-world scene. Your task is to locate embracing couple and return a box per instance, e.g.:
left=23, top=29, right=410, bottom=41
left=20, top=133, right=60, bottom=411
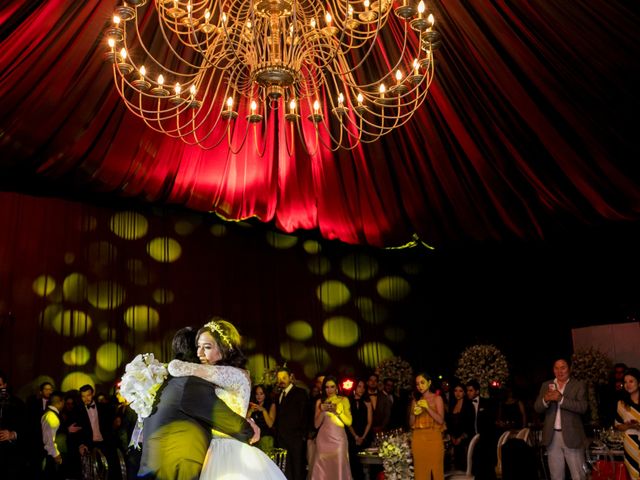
left=134, top=319, right=286, bottom=480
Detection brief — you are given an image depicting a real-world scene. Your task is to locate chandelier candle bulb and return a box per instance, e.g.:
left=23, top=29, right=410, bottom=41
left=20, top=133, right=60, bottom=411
left=106, top=0, right=440, bottom=151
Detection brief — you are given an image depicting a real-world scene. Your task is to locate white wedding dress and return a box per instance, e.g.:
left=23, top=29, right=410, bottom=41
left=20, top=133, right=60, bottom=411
left=168, top=360, right=286, bottom=480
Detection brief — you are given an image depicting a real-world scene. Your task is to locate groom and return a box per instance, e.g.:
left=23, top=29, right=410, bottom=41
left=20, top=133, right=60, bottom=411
left=138, top=326, right=259, bottom=480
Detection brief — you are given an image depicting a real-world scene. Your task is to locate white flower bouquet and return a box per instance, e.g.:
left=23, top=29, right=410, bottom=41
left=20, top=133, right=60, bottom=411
left=455, top=344, right=509, bottom=396
left=378, top=431, right=414, bottom=479
left=376, top=356, right=414, bottom=392
left=120, top=353, right=168, bottom=419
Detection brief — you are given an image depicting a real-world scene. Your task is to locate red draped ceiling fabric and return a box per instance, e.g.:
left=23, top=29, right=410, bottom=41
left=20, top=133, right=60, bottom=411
left=0, top=1, right=638, bottom=247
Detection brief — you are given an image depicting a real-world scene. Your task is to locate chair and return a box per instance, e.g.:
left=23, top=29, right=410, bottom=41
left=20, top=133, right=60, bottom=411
left=516, top=427, right=530, bottom=444
left=266, top=447, right=287, bottom=473
left=445, top=433, right=480, bottom=479
left=495, top=430, right=513, bottom=478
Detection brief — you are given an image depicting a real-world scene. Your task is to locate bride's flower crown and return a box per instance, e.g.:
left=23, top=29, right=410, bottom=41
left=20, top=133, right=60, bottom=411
left=204, top=320, right=234, bottom=350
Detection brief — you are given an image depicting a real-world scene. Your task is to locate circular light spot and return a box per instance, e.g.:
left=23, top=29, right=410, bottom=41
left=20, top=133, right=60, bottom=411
left=33, top=275, right=56, bottom=297
left=61, top=372, right=94, bottom=392
left=63, top=273, right=88, bottom=303
left=357, top=342, right=394, bottom=368
left=95, top=365, right=116, bottom=382
left=355, top=297, right=389, bottom=325
left=96, top=342, right=124, bottom=371
left=317, top=280, right=350, bottom=310
left=246, top=354, right=278, bottom=384
left=152, top=288, right=175, bottom=305
left=87, top=281, right=126, bottom=309
left=303, top=348, right=330, bottom=378
left=98, top=325, right=118, bottom=341
left=87, top=241, right=118, bottom=267
left=64, top=253, right=75, bottom=265
left=403, top=262, right=423, bottom=275
left=323, top=316, right=360, bottom=347
left=63, top=346, right=91, bottom=366
left=79, top=216, right=97, bottom=232
left=280, top=341, right=308, bottom=361
left=243, top=337, right=257, bottom=350
left=266, top=232, right=298, bottom=249
left=384, top=326, right=406, bottom=342
left=341, top=254, right=379, bottom=280
left=210, top=224, right=228, bottom=237
left=41, top=304, right=63, bottom=326
left=124, top=305, right=160, bottom=332
left=175, top=220, right=198, bottom=236
left=376, top=276, right=411, bottom=301
left=303, top=240, right=322, bottom=254
left=286, top=321, right=313, bottom=341
left=52, top=310, right=92, bottom=337
left=147, top=237, right=182, bottom=263
left=110, top=211, right=149, bottom=240
left=308, top=256, right=331, bottom=275
left=127, top=259, right=151, bottom=286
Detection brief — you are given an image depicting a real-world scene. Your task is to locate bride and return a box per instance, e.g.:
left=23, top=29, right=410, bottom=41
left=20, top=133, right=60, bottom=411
left=168, top=318, right=286, bottom=479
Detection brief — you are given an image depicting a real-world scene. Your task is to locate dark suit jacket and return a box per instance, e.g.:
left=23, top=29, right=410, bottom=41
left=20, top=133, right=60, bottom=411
left=138, top=375, right=254, bottom=479
left=275, top=385, right=308, bottom=446
left=534, top=378, right=587, bottom=449
left=69, top=402, right=115, bottom=449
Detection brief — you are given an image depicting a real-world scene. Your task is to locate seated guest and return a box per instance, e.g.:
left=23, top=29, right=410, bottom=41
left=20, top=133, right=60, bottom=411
left=248, top=384, right=276, bottom=452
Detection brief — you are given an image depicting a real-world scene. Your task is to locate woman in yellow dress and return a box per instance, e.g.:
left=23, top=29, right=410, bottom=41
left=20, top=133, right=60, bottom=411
left=615, top=367, right=640, bottom=480
left=409, top=373, right=445, bottom=480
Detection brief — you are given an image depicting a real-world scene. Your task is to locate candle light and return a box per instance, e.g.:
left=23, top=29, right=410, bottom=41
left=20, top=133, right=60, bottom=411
left=251, top=100, right=258, bottom=114
left=379, top=83, right=386, bottom=97
left=325, top=12, right=332, bottom=27
left=313, top=100, right=320, bottom=114
left=107, top=38, right=115, bottom=51
left=174, top=82, right=181, bottom=95
left=417, top=1, right=425, bottom=19
left=338, top=93, right=344, bottom=106
left=187, top=1, right=192, bottom=15
left=427, top=13, right=434, bottom=31
left=413, top=58, right=419, bottom=75
left=139, top=66, right=146, bottom=80
left=120, top=48, right=127, bottom=60
left=190, top=85, right=196, bottom=97
left=204, top=9, right=210, bottom=22
left=157, top=74, right=164, bottom=86
left=226, top=97, right=234, bottom=111
left=357, top=93, right=364, bottom=105
left=113, top=15, right=121, bottom=26
left=395, top=69, right=403, bottom=84
left=289, top=99, right=296, bottom=114
left=310, top=18, right=316, bottom=28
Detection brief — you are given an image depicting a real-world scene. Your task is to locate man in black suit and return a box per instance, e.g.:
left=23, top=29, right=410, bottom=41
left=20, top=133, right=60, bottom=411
left=466, top=379, right=498, bottom=480
left=138, top=326, right=258, bottom=480
left=274, top=366, right=308, bottom=480
left=69, top=383, right=118, bottom=479
left=0, top=370, right=27, bottom=480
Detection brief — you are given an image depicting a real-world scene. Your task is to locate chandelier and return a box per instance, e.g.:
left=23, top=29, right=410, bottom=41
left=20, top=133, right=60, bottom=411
left=104, top=0, right=440, bottom=155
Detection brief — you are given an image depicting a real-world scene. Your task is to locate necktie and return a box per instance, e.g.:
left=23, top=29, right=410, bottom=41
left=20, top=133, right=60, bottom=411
left=279, top=390, right=286, bottom=404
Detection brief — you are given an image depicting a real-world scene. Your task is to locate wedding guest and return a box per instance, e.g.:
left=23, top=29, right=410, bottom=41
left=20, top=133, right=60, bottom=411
left=275, top=366, right=309, bottom=480
left=614, top=367, right=640, bottom=480
left=534, top=358, right=588, bottom=480
left=445, top=382, right=475, bottom=471
left=0, top=370, right=27, bottom=480
left=41, top=391, right=65, bottom=480
left=347, top=379, right=373, bottom=480
left=307, top=373, right=325, bottom=474
left=496, top=385, right=527, bottom=431
left=249, top=384, right=276, bottom=452
left=466, top=380, right=498, bottom=480
left=367, top=373, right=391, bottom=435
left=410, top=373, right=445, bottom=480
left=310, top=375, right=352, bottom=479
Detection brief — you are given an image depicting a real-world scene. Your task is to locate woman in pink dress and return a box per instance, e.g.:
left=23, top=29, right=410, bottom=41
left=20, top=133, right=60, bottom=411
left=310, top=375, right=353, bottom=479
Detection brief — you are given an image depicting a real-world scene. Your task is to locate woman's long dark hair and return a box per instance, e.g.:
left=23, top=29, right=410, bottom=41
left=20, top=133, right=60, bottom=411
left=197, top=318, right=247, bottom=368
left=413, top=372, right=433, bottom=401
left=621, top=368, right=640, bottom=405
left=320, top=375, right=340, bottom=402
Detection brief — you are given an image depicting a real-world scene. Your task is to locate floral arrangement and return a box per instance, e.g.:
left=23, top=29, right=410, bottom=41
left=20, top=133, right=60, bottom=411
left=455, top=344, right=509, bottom=397
left=570, top=347, right=611, bottom=385
left=378, top=431, right=414, bottom=479
left=376, top=356, right=414, bottom=392
left=570, top=347, right=612, bottom=424
left=120, top=353, right=168, bottom=420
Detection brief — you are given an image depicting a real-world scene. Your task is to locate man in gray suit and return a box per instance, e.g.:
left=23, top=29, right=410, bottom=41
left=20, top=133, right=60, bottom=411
left=138, top=327, right=258, bottom=480
left=534, top=358, right=588, bottom=480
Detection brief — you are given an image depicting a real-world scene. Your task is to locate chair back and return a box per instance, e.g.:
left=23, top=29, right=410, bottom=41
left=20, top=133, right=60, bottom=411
left=266, top=447, right=287, bottom=473
left=495, top=430, right=512, bottom=478
left=465, top=433, right=481, bottom=476
left=516, top=427, right=530, bottom=444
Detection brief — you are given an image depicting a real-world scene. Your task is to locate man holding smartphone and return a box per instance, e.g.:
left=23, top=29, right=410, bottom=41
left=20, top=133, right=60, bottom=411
left=534, top=358, right=588, bottom=480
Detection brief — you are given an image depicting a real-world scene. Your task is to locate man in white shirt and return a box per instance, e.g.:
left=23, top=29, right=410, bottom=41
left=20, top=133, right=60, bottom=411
left=534, top=358, right=588, bottom=480
left=41, top=391, right=64, bottom=479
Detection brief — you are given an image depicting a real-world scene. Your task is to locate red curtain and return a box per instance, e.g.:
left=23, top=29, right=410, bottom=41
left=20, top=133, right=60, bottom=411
left=0, top=0, right=638, bottom=247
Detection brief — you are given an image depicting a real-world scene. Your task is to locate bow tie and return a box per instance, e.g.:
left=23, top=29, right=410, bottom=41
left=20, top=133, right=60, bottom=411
left=472, top=398, right=479, bottom=403
left=87, top=403, right=96, bottom=409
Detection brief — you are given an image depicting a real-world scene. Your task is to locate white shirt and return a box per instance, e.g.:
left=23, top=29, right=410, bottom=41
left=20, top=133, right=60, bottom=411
left=41, top=406, right=60, bottom=457
left=86, top=403, right=104, bottom=442
left=279, top=384, right=293, bottom=404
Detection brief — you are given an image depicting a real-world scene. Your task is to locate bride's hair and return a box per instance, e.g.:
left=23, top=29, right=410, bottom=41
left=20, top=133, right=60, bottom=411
left=197, top=317, right=247, bottom=368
